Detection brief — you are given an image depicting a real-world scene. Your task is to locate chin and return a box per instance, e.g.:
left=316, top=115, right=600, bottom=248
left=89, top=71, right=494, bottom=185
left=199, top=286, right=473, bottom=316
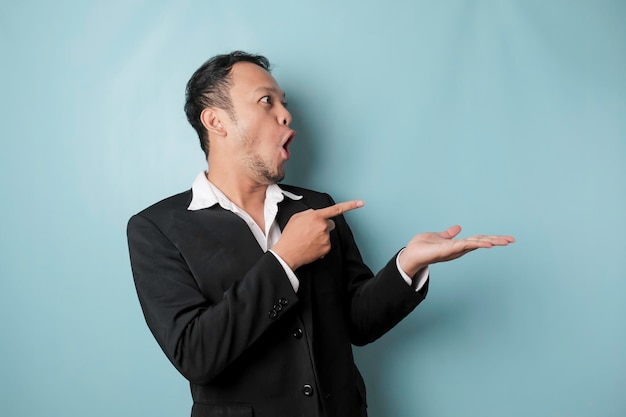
left=269, top=172, right=285, bottom=183
left=257, top=169, right=284, bottom=184
left=269, top=164, right=286, bottom=183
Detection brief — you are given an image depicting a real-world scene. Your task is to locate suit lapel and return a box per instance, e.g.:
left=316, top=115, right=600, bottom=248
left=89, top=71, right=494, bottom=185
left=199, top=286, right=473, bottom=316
left=276, top=196, right=309, bottom=231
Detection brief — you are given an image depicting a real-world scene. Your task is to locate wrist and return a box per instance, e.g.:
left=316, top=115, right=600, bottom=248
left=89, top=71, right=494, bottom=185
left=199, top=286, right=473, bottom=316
left=272, top=245, right=300, bottom=271
left=398, top=248, right=426, bottom=278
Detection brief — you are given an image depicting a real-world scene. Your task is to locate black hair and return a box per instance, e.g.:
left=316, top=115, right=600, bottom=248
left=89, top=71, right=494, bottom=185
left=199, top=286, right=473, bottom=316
left=184, top=51, right=271, bottom=157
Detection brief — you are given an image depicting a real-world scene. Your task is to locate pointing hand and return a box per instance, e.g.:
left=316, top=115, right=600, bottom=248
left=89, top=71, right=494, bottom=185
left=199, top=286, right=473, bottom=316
left=272, top=200, right=364, bottom=270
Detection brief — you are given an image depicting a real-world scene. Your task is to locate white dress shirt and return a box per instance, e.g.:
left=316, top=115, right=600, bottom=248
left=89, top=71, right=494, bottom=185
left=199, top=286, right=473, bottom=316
left=187, top=171, right=428, bottom=293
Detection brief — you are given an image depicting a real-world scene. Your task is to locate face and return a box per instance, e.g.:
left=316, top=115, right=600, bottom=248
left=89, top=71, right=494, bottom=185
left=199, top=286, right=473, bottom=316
left=224, top=62, right=295, bottom=184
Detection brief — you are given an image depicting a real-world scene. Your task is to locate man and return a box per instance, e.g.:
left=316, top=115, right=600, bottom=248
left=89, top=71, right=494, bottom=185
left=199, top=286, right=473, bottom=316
left=127, top=51, right=514, bottom=417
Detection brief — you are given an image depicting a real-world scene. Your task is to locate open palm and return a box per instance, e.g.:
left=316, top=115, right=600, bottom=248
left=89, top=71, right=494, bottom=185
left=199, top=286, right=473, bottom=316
left=398, top=225, right=515, bottom=277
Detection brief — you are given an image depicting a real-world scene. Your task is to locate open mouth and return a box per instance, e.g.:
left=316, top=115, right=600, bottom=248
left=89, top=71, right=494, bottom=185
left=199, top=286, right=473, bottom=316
left=282, top=130, right=296, bottom=158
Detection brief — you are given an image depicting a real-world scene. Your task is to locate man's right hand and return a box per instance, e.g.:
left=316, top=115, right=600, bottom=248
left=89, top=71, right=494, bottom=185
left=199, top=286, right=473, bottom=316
left=272, top=200, right=364, bottom=270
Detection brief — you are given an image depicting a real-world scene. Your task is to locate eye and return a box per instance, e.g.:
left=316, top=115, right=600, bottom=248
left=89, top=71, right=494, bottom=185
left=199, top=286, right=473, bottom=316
left=260, top=96, right=272, bottom=105
left=281, top=101, right=288, bottom=108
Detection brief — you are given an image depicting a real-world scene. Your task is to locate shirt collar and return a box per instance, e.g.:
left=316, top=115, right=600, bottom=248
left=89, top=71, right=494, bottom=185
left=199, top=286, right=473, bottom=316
left=187, top=171, right=302, bottom=211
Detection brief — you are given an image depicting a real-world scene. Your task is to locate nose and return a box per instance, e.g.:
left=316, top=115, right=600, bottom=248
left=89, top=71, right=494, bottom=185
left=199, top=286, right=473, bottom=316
left=278, top=104, right=292, bottom=126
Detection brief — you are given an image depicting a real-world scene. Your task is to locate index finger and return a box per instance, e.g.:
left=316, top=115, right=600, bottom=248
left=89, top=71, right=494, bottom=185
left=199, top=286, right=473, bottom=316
left=316, top=200, right=365, bottom=219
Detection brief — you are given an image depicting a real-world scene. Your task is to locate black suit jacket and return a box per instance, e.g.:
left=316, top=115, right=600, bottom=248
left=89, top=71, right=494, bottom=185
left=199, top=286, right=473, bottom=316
left=127, top=185, right=428, bottom=417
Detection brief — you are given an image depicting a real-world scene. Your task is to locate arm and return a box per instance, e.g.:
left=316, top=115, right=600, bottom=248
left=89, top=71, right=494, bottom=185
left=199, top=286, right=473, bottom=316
left=272, top=194, right=428, bottom=345
left=343, top=221, right=514, bottom=344
left=272, top=194, right=514, bottom=346
left=127, top=213, right=297, bottom=385
left=333, top=207, right=428, bottom=345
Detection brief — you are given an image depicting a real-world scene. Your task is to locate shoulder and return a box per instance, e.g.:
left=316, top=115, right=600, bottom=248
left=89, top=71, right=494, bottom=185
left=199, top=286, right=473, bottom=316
left=129, top=190, right=193, bottom=225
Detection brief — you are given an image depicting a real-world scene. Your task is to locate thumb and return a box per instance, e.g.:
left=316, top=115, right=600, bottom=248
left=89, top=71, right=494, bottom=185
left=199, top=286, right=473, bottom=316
left=440, top=225, right=462, bottom=239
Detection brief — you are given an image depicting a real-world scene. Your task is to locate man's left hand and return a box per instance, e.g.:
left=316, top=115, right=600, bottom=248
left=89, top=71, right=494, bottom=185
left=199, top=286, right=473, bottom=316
left=398, top=225, right=515, bottom=277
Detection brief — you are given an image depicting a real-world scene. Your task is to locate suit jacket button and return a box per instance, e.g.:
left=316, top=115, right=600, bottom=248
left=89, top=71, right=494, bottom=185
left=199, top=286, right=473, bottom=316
left=292, top=328, right=303, bottom=339
left=273, top=303, right=283, bottom=312
left=278, top=297, right=289, bottom=306
left=269, top=310, right=278, bottom=319
left=302, top=384, right=314, bottom=396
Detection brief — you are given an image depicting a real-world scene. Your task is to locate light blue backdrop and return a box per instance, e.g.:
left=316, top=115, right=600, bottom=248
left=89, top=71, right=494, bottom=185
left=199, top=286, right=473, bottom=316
left=1, top=1, right=624, bottom=416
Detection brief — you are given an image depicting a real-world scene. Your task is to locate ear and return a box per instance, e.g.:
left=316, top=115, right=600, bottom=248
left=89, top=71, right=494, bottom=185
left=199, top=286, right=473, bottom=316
left=200, top=108, right=227, bottom=137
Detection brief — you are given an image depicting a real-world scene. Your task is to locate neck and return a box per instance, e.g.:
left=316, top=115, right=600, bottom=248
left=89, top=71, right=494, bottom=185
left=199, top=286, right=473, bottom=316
left=206, top=164, right=269, bottom=214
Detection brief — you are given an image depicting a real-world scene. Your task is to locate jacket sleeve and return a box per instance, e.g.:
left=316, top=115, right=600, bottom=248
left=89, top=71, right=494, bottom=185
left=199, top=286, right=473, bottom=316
left=327, top=194, right=428, bottom=346
left=127, top=213, right=298, bottom=385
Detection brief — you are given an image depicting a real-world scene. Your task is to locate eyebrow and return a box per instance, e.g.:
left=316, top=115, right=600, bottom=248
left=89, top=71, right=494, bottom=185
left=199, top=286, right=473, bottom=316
left=254, top=86, right=286, bottom=99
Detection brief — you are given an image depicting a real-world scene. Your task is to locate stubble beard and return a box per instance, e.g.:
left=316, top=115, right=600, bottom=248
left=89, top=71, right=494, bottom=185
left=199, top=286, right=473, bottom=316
left=239, top=129, right=285, bottom=185
left=247, top=151, right=285, bottom=184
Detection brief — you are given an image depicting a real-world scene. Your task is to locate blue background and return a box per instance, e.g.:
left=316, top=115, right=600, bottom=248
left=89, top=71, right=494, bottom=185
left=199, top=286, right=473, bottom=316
left=1, top=1, right=624, bottom=416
